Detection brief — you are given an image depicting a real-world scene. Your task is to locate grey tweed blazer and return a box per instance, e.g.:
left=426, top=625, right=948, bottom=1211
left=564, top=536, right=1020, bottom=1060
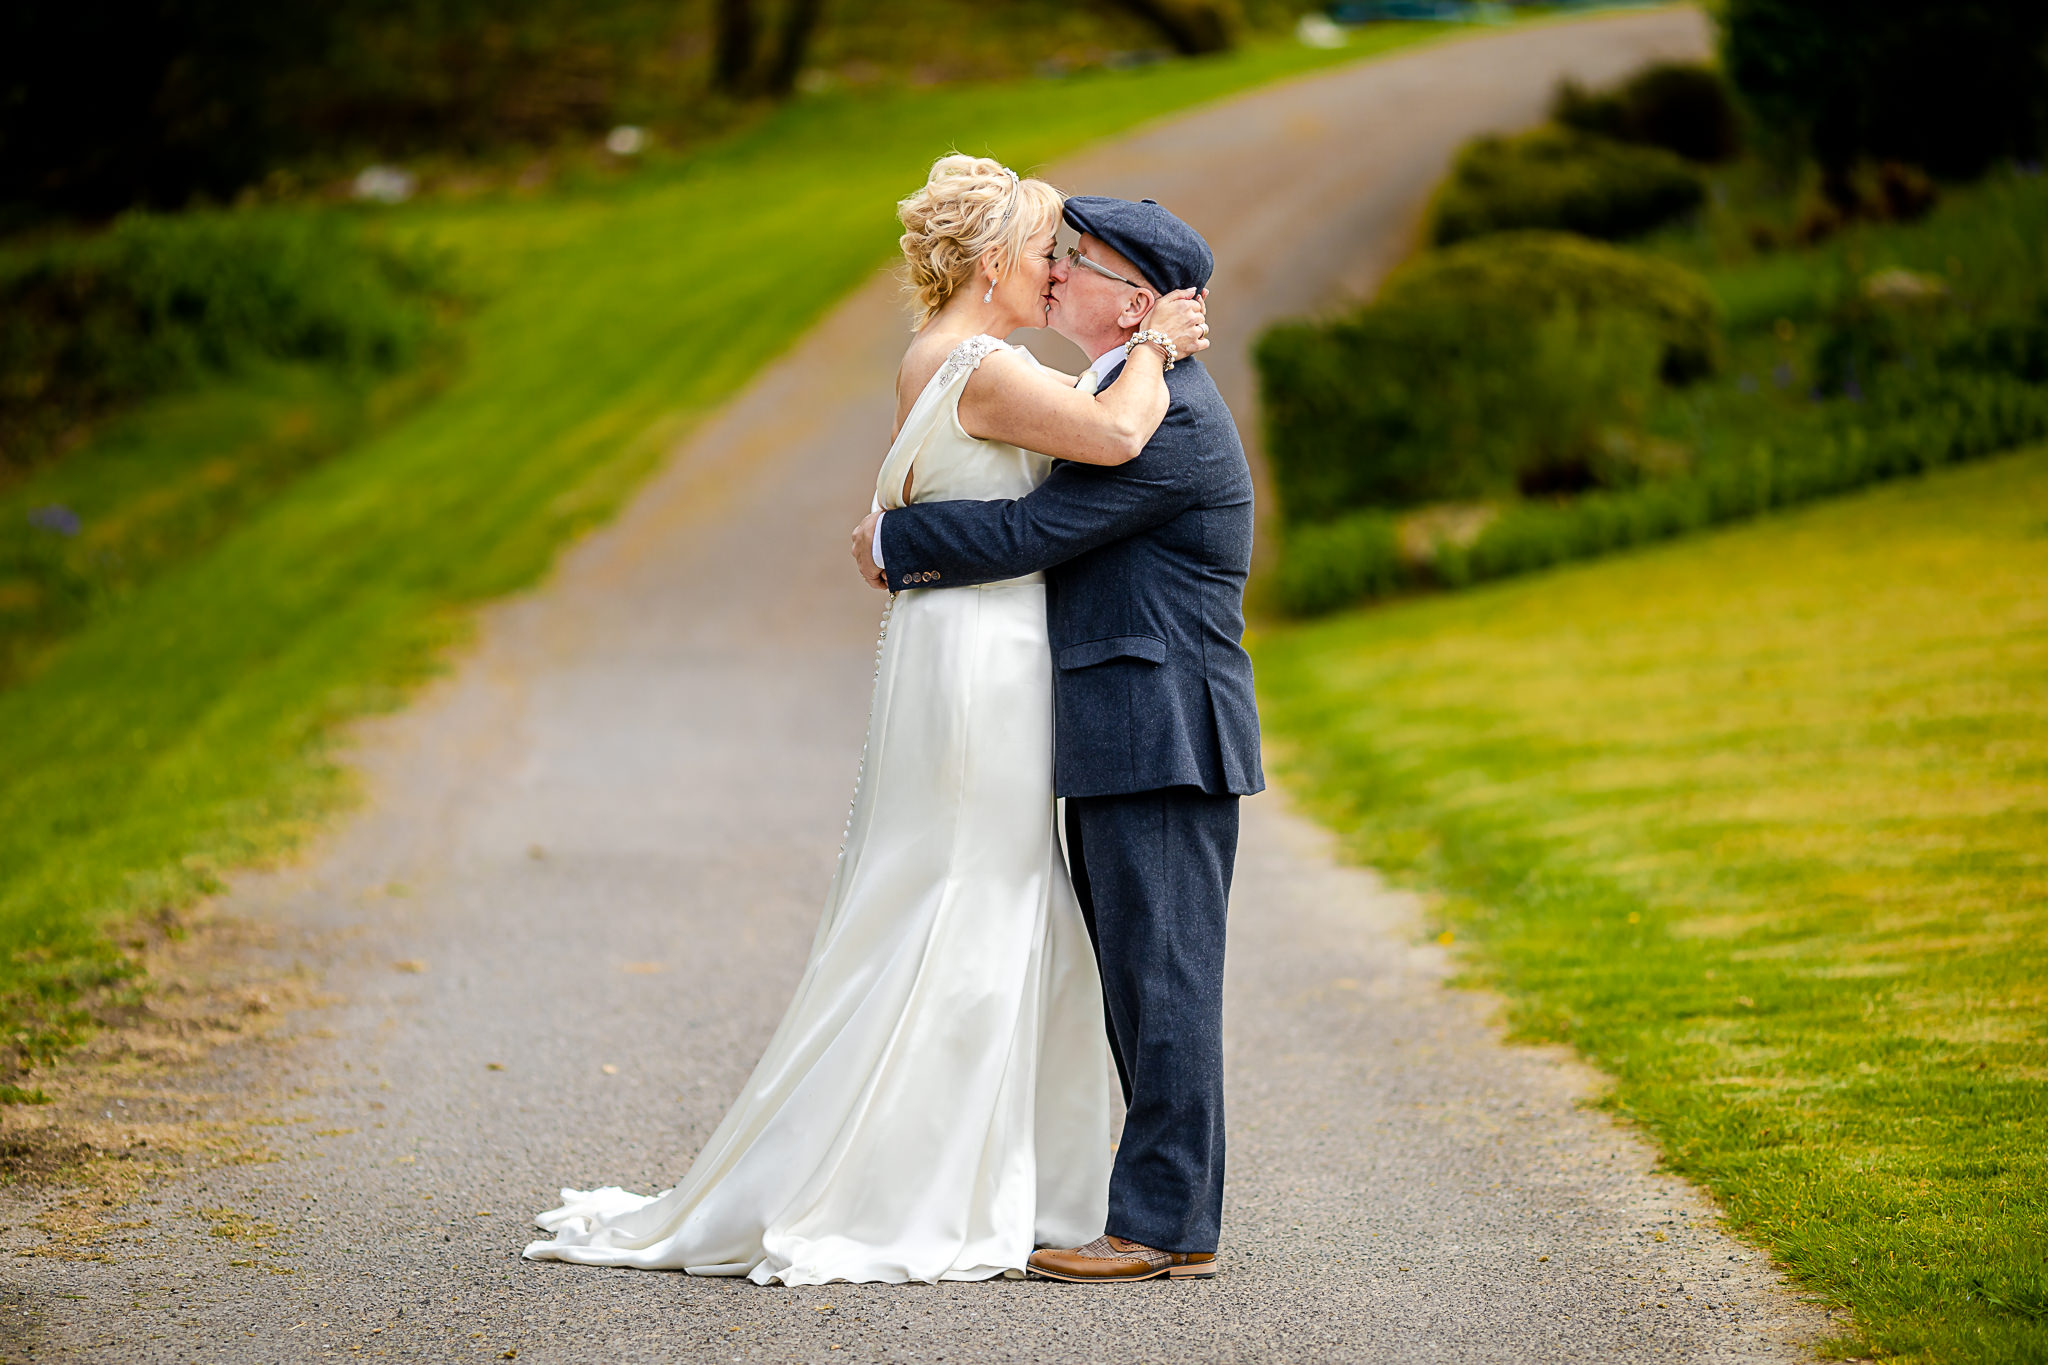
left=878, top=356, right=1264, bottom=800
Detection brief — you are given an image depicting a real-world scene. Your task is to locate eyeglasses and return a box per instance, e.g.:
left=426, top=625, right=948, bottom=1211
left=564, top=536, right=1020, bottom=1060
left=1064, top=246, right=1145, bottom=290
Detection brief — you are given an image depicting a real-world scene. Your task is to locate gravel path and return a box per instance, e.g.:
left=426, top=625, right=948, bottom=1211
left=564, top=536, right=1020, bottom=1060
left=3, top=10, right=1833, bottom=1362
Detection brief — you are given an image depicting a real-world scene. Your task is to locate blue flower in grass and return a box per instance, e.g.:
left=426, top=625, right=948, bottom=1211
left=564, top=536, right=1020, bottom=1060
left=28, top=505, right=80, bottom=536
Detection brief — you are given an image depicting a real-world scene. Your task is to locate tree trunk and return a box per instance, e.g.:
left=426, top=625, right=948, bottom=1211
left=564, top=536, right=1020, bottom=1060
left=763, top=0, right=826, bottom=97
left=713, top=0, right=758, bottom=95
left=1102, top=0, right=1239, bottom=56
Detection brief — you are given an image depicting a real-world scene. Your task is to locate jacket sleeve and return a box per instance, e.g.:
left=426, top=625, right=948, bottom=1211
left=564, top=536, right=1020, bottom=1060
left=878, top=446, right=1194, bottom=590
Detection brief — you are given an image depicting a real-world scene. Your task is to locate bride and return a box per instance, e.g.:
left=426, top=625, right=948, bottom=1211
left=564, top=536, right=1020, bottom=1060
left=523, top=155, right=1210, bottom=1285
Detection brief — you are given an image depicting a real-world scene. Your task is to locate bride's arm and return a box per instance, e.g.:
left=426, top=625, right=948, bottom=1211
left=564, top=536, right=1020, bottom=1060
left=956, top=291, right=1209, bottom=466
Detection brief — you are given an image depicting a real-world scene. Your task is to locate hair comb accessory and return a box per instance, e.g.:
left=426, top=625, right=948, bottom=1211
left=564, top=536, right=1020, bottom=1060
left=991, top=163, right=1023, bottom=232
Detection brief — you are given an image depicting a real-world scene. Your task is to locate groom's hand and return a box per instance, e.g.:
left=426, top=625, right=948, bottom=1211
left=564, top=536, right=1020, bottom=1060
left=851, top=510, right=887, bottom=590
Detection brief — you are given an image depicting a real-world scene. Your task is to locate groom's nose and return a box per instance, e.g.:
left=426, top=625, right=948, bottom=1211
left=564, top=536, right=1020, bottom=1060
left=1049, top=255, right=1071, bottom=283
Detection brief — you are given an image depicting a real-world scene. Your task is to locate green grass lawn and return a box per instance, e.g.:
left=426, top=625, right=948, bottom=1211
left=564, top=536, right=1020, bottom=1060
left=0, top=361, right=451, bottom=687
left=0, top=23, right=1472, bottom=1070
left=1256, top=447, right=2048, bottom=1363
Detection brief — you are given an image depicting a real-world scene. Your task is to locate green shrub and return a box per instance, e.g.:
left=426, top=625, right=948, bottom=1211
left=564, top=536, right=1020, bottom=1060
left=1273, top=510, right=1406, bottom=616
left=0, top=210, right=448, bottom=476
left=1283, top=369, right=2048, bottom=614
left=1430, top=127, right=1705, bottom=246
left=1553, top=62, right=1742, bottom=164
left=1260, top=301, right=1665, bottom=521
left=1270, top=132, right=2048, bottom=617
left=1942, top=305, right=2048, bottom=385
left=1808, top=275, right=1951, bottom=398
left=1810, top=261, right=2048, bottom=401
left=1258, top=233, right=1720, bottom=526
left=1383, top=231, right=1722, bottom=382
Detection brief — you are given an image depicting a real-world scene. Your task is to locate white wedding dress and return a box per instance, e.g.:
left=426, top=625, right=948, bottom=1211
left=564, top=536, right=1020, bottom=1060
left=525, top=335, right=1118, bottom=1285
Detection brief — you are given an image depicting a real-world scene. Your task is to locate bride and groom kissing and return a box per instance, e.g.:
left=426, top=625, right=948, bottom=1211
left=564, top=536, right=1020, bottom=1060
left=525, top=154, right=1262, bottom=1286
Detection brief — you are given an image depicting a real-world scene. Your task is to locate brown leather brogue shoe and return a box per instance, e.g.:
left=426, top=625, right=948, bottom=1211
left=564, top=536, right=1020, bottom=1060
left=1027, top=1235, right=1219, bottom=1283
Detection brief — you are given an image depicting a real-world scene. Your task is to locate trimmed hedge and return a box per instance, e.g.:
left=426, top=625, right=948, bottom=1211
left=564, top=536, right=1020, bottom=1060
left=1382, top=231, right=1721, bottom=382
left=1275, top=369, right=2048, bottom=616
left=1258, top=233, right=1719, bottom=524
left=1553, top=62, right=1742, bottom=165
left=1258, top=303, right=1648, bottom=520
left=1430, top=126, right=1705, bottom=246
left=0, top=210, right=447, bottom=474
left=1272, top=509, right=1404, bottom=616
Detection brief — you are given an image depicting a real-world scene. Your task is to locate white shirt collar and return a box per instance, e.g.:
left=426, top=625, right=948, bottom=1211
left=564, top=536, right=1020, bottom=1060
left=1084, top=338, right=1130, bottom=382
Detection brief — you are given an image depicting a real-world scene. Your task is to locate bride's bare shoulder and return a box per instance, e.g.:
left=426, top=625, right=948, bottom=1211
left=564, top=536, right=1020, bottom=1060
left=896, top=332, right=956, bottom=405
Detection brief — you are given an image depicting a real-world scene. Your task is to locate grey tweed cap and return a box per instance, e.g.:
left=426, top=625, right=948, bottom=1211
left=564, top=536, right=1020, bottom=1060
left=1062, top=196, right=1213, bottom=294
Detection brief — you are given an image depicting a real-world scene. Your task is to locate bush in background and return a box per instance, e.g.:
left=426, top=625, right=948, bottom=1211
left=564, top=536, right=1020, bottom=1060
left=1459, top=369, right=2048, bottom=586
left=1553, top=62, right=1741, bottom=164
left=1259, top=233, right=1711, bottom=523
left=1382, top=231, right=1721, bottom=382
left=1430, top=126, right=1705, bottom=246
left=0, top=0, right=1297, bottom=221
left=1266, top=164, right=2048, bottom=617
left=1260, top=298, right=1667, bottom=519
left=1723, top=0, right=2048, bottom=180
left=1273, top=368, right=2048, bottom=615
left=1271, top=508, right=1405, bottom=616
left=1942, top=304, right=2048, bottom=386
left=0, top=211, right=449, bottom=477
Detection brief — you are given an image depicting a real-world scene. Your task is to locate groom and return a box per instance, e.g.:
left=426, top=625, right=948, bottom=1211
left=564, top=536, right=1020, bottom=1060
left=850, top=196, right=1262, bottom=1283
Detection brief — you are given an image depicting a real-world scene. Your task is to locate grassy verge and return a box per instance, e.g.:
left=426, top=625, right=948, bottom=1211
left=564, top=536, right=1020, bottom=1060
left=1255, top=448, right=2048, bottom=1363
left=0, top=361, right=453, bottom=686
left=0, top=23, right=1470, bottom=1072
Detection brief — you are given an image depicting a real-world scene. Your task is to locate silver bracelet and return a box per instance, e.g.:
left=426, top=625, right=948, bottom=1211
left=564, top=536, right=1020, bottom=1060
left=1126, top=328, right=1178, bottom=371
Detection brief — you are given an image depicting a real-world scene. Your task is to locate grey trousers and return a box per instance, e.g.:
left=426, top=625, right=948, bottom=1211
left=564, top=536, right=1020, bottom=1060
left=1064, top=787, right=1239, bottom=1254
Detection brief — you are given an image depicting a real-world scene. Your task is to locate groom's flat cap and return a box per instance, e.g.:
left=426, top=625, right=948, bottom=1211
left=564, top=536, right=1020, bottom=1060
left=1063, top=196, right=1213, bottom=295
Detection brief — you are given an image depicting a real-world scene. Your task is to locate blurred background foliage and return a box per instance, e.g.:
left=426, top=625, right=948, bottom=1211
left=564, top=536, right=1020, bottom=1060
left=1428, top=127, right=1708, bottom=246
left=1, top=213, right=451, bottom=474
left=0, top=0, right=1319, bottom=686
left=0, top=212, right=458, bottom=681
left=1259, top=0, right=2048, bottom=615
left=1723, top=0, right=2048, bottom=182
left=1261, top=232, right=1716, bottom=514
left=0, top=0, right=1299, bottom=221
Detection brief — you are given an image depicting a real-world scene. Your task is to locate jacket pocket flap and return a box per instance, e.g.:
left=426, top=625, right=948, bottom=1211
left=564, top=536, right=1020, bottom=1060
left=1057, top=634, right=1167, bottom=669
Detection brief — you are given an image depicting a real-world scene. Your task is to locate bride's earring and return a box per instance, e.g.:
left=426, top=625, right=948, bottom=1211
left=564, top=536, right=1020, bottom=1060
left=982, top=280, right=995, bottom=304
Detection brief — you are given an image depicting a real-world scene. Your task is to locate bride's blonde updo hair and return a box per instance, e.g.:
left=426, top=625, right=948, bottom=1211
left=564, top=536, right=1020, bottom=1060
left=897, top=154, right=1063, bottom=328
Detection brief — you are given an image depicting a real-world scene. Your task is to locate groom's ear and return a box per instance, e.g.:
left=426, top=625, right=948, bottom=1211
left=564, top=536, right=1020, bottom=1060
left=1120, top=288, right=1157, bottom=329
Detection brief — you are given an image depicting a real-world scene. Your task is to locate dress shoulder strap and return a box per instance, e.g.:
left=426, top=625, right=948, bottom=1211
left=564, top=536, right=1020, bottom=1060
left=875, top=335, right=1011, bottom=510
left=933, top=334, right=1008, bottom=391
